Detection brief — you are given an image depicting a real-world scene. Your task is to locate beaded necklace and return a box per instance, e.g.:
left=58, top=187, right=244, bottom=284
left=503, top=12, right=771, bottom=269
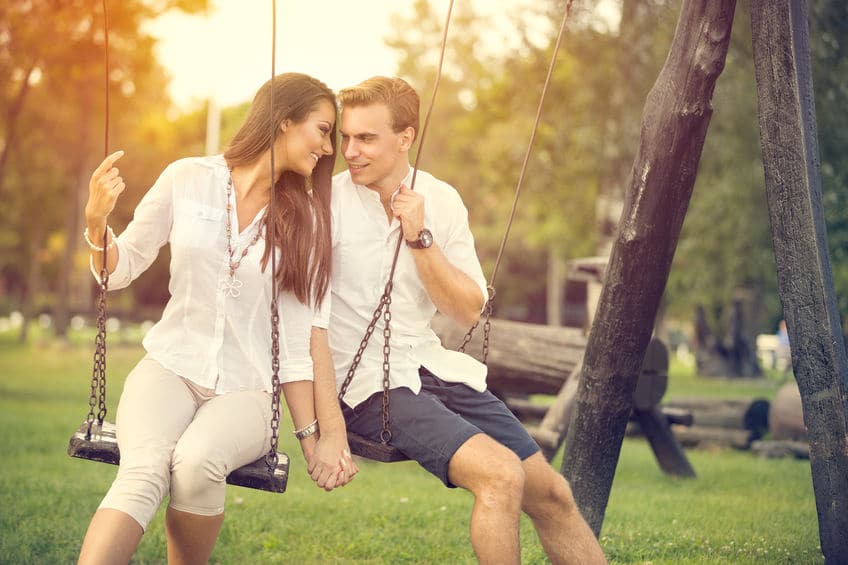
left=222, top=175, right=266, bottom=298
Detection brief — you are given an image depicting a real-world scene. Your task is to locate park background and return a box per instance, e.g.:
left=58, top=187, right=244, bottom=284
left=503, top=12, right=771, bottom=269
left=1, top=0, right=845, bottom=563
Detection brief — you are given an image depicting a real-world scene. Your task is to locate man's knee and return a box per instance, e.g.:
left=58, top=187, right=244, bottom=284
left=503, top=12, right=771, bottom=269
left=450, top=436, right=526, bottom=509
left=523, top=460, right=579, bottom=517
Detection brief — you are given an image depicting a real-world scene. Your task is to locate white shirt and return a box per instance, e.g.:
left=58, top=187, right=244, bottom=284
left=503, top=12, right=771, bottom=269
left=93, top=155, right=321, bottom=393
left=329, top=166, right=489, bottom=408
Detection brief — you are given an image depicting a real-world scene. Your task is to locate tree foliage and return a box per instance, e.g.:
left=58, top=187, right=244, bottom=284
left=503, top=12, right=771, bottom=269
left=0, top=0, right=208, bottom=335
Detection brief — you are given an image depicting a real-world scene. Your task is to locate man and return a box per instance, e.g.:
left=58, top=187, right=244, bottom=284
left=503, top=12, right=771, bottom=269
left=328, top=76, right=606, bottom=565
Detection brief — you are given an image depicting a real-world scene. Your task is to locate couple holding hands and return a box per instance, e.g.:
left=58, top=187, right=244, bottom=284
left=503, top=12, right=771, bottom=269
left=78, top=74, right=605, bottom=565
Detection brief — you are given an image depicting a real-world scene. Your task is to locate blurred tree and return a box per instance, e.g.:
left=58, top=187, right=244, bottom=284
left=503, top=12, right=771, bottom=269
left=0, top=0, right=208, bottom=339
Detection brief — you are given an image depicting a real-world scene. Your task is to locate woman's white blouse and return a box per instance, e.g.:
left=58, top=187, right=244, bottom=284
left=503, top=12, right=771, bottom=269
left=92, top=155, right=324, bottom=393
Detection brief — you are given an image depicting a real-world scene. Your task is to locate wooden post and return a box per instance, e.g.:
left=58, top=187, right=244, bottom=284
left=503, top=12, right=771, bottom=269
left=750, top=1, right=848, bottom=561
left=560, top=0, right=737, bottom=536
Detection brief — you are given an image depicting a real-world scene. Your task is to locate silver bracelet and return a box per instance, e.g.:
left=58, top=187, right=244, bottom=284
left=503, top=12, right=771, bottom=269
left=293, top=419, right=319, bottom=440
left=83, top=226, right=116, bottom=252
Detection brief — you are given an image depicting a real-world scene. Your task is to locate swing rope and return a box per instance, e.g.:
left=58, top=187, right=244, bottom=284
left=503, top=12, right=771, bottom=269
left=336, top=0, right=457, bottom=444
left=85, top=0, right=111, bottom=441
left=457, top=0, right=575, bottom=359
left=265, top=0, right=283, bottom=473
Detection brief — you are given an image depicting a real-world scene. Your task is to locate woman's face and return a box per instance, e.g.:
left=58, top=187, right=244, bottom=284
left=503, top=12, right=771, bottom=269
left=280, top=98, right=336, bottom=177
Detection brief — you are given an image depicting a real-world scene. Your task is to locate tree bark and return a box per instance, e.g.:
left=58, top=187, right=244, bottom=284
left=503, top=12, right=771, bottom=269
left=560, top=0, right=737, bottom=536
left=750, top=2, right=848, bottom=561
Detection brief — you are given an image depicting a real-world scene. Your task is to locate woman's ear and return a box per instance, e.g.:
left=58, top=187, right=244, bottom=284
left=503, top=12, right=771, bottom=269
left=280, top=119, right=290, bottom=134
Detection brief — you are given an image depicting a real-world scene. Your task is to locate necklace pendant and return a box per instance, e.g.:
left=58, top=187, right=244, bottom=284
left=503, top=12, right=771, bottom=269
left=222, top=273, right=243, bottom=297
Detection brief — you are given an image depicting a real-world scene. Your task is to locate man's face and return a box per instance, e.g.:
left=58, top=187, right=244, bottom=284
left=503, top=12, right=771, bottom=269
left=340, top=103, right=410, bottom=190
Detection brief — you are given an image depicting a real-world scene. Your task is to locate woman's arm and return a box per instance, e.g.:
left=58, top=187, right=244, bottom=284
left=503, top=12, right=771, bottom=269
left=280, top=380, right=319, bottom=467
left=85, top=151, right=126, bottom=275
left=308, top=326, right=358, bottom=490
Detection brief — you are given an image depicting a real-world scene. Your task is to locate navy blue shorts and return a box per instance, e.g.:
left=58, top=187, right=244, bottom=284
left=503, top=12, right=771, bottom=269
left=342, top=367, right=540, bottom=487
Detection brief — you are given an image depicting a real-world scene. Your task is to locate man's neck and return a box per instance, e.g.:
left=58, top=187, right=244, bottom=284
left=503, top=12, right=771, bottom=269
left=367, top=163, right=411, bottom=202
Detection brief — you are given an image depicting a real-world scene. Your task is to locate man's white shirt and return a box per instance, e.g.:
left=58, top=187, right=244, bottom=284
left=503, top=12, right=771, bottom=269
left=329, top=166, right=489, bottom=408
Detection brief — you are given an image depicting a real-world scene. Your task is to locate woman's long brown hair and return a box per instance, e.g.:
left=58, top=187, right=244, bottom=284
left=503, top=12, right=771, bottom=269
left=223, top=73, right=335, bottom=307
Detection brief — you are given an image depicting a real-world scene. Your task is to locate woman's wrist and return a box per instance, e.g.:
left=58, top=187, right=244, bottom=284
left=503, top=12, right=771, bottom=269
left=84, top=225, right=116, bottom=253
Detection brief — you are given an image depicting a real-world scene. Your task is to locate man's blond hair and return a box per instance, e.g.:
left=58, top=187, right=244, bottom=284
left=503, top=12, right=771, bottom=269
left=339, top=76, right=420, bottom=142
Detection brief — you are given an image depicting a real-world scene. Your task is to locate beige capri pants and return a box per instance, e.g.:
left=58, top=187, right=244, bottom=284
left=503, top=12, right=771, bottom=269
left=98, top=356, right=273, bottom=530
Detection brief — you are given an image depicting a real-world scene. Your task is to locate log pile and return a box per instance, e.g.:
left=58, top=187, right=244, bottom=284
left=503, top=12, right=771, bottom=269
left=660, top=397, right=770, bottom=449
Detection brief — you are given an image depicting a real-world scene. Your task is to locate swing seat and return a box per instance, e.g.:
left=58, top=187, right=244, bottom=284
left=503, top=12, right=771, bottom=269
left=346, top=431, right=409, bottom=463
left=67, top=421, right=289, bottom=493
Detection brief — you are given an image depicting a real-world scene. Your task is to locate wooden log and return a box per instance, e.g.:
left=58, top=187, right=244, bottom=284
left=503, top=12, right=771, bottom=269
left=561, top=0, right=737, bottom=536
left=664, top=397, right=770, bottom=438
left=751, top=439, right=810, bottom=460
left=633, top=407, right=696, bottom=477
left=751, top=1, right=848, bottom=560
left=671, top=424, right=753, bottom=449
left=432, top=315, right=585, bottom=395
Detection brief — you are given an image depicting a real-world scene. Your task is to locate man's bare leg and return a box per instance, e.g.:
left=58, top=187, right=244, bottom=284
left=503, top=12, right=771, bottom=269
left=447, top=434, right=526, bottom=564
left=521, top=452, right=607, bottom=564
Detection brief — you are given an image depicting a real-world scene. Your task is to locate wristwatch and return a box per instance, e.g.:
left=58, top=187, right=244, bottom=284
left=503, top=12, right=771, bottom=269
left=406, top=228, right=434, bottom=249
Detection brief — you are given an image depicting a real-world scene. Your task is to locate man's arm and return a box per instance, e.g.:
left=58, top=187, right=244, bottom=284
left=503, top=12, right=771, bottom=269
left=391, top=185, right=485, bottom=327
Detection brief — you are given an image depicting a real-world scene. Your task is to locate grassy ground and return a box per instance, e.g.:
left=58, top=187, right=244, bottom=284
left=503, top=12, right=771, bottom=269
left=0, top=331, right=823, bottom=564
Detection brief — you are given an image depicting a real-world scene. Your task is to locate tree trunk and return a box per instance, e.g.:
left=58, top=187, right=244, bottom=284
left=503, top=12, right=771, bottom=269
left=751, top=2, right=848, bottom=560
left=0, top=65, right=35, bottom=198
left=546, top=246, right=564, bottom=326
left=55, top=88, right=93, bottom=338
left=560, top=0, right=737, bottom=536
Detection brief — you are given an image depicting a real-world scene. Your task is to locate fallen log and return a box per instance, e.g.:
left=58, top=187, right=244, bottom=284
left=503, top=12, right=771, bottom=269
left=671, top=424, right=752, bottom=449
left=432, top=314, right=586, bottom=395
left=664, top=397, right=769, bottom=439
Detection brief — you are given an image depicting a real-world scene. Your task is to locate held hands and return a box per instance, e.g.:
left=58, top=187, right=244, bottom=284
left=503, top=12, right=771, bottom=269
left=391, top=184, right=425, bottom=243
left=85, top=150, right=126, bottom=223
left=304, top=432, right=358, bottom=492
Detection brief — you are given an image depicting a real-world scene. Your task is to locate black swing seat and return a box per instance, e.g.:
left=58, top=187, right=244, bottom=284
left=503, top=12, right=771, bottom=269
left=67, top=421, right=289, bottom=493
left=346, top=431, right=409, bottom=463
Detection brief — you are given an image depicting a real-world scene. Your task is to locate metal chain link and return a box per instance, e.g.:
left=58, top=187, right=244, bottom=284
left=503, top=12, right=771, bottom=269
left=457, top=287, right=496, bottom=364
left=380, top=294, right=393, bottom=443
left=266, top=298, right=282, bottom=471
left=85, top=253, right=110, bottom=440
left=337, top=281, right=392, bottom=401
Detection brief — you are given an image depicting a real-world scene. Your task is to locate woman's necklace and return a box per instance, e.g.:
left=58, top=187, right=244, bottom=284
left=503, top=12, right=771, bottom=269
left=223, top=175, right=265, bottom=298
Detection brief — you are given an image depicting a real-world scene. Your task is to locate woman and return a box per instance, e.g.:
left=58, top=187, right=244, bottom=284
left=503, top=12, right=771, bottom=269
left=77, top=73, right=357, bottom=564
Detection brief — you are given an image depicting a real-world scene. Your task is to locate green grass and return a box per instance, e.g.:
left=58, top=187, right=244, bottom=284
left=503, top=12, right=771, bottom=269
left=0, top=332, right=823, bottom=564
left=666, top=357, right=787, bottom=402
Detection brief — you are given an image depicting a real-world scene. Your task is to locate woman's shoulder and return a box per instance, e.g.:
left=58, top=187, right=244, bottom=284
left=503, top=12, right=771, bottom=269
left=165, top=154, right=228, bottom=175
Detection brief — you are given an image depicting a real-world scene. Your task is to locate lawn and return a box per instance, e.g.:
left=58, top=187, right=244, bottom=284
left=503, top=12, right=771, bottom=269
left=0, top=331, right=823, bottom=564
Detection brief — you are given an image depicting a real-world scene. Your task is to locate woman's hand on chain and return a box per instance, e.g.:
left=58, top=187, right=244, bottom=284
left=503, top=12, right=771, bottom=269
left=85, top=150, right=126, bottom=224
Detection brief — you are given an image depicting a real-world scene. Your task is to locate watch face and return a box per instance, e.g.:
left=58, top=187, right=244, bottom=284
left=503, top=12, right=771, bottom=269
left=419, top=229, right=434, bottom=248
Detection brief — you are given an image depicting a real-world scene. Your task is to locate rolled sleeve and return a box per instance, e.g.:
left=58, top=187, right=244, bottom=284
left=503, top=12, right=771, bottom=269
left=279, top=356, right=315, bottom=384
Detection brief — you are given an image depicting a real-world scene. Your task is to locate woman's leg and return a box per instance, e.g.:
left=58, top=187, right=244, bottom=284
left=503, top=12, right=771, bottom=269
left=166, top=388, right=272, bottom=564
left=78, top=357, right=198, bottom=565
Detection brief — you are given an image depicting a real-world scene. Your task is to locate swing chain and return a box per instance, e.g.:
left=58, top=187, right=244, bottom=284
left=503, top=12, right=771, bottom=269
left=457, top=286, right=496, bottom=364
left=481, top=291, right=495, bottom=364
left=337, top=281, right=392, bottom=402
left=380, top=292, right=393, bottom=443
left=266, top=298, right=282, bottom=471
left=86, top=260, right=110, bottom=440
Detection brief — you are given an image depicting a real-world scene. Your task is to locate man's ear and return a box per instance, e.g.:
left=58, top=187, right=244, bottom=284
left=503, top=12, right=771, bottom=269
left=399, top=126, right=415, bottom=151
